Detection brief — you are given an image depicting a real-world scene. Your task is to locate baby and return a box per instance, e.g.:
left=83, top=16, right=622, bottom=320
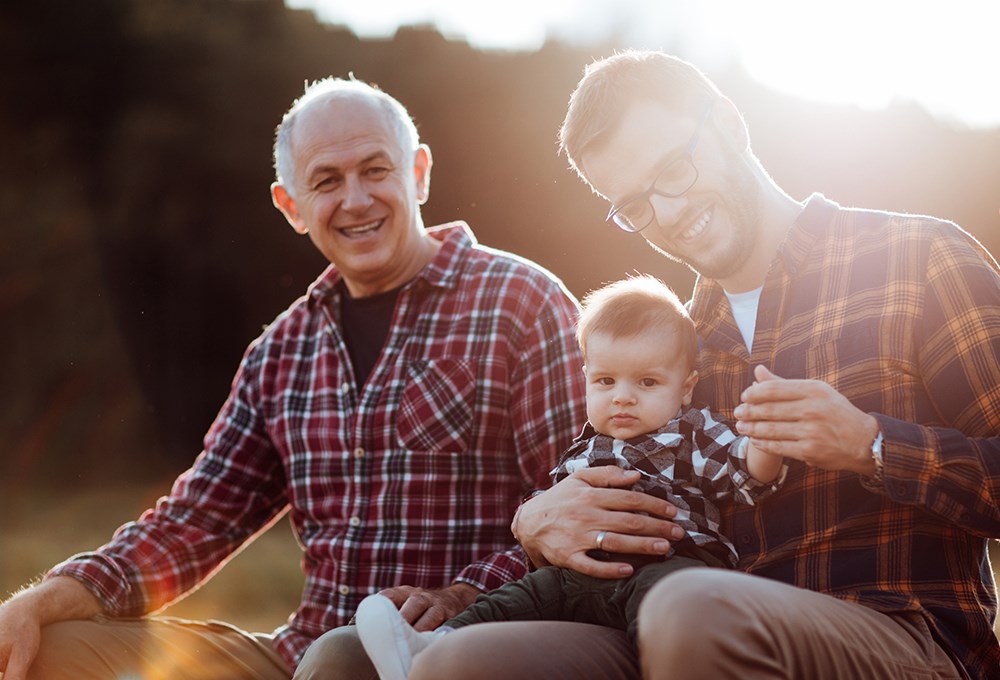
left=355, top=275, right=786, bottom=680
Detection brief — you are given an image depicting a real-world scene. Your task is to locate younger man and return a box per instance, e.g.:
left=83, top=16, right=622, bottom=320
left=354, top=276, right=786, bottom=680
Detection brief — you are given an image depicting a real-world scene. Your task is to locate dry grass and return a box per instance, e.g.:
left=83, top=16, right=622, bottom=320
left=1, top=485, right=303, bottom=633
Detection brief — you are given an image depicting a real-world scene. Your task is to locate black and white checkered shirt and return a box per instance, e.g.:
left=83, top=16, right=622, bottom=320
left=552, top=404, right=786, bottom=566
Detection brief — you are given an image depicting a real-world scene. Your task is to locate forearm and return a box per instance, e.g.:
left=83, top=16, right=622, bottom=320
left=45, top=511, right=251, bottom=617
left=716, top=432, right=788, bottom=505
left=905, top=233, right=1000, bottom=533
left=0, top=577, right=104, bottom=679
left=746, top=440, right=785, bottom=483
left=874, top=414, right=1000, bottom=536
left=5, top=576, right=103, bottom=625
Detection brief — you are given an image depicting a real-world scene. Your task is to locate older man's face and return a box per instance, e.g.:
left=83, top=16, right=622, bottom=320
left=277, top=94, right=433, bottom=297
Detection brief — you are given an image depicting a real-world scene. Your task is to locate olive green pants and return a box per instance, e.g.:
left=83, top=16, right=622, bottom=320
left=447, top=554, right=713, bottom=643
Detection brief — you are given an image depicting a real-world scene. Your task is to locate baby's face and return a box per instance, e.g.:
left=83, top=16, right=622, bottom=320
left=584, top=329, right=697, bottom=440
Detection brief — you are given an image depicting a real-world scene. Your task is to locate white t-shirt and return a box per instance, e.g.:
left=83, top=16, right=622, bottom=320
left=724, top=286, right=763, bottom=353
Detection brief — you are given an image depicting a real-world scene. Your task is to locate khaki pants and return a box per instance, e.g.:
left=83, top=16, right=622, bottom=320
left=293, top=626, right=377, bottom=680
left=25, top=615, right=379, bottom=680
left=26, top=615, right=291, bottom=680
left=408, top=569, right=964, bottom=680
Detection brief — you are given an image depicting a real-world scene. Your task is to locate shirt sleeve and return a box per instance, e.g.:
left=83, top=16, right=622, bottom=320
left=694, top=408, right=787, bottom=506
left=724, top=436, right=789, bottom=504
left=870, top=228, right=1000, bottom=537
left=46, top=339, right=291, bottom=616
left=451, top=278, right=586, bottom=590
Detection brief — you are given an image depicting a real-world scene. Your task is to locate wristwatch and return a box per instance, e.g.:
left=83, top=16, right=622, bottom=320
left=870, top=431, right=885, bottom=482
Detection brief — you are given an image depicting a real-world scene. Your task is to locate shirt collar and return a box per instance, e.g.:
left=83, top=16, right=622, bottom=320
left=577, top=405, right=706, bottom=448
left=306, top=221, right=477, bottom=307
left=689, top=193, right=840, bottom=327
left=778, top=192, right=840, bottom=277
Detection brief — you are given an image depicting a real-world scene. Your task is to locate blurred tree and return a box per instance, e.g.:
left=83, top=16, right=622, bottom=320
left=2, top=0, right=998, bottom=493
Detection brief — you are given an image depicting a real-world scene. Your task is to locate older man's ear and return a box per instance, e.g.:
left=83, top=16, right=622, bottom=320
left=271, top=182, right=309, bottom=234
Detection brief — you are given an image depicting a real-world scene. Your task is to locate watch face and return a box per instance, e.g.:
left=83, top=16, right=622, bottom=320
left=870, top=432, right=885, bottom=481
left=871, top=432, right=884, bottom=459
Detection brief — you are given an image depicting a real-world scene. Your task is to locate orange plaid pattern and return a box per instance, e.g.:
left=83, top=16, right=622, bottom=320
left=691, top=194, right=1000, bottom=678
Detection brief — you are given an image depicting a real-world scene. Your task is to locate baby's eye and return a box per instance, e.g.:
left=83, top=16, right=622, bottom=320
left=597, top=377, right=615, bottom=386
left=639, top=378, right=659, bottom=387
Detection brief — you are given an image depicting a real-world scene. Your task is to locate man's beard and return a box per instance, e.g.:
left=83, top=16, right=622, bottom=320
left=648, top=157, right=762, bottom=282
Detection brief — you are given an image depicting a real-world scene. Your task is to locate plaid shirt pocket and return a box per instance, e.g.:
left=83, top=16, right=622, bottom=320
left=396, top=358, right=477, bottom=453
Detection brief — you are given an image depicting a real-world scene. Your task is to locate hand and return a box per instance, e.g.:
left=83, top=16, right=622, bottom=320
left=734, top=365, right=879, bottom=475
left=0, top=597, right=42, bottom=680
left=0, top=577, right=103, bottom=680
left=375, top=582, right=480, bottom=632
left=514, top=466, right=682, bottom=579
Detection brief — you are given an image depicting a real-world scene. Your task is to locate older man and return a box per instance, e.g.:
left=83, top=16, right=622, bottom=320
left=0, top=78, right=585, bottom=679
left=409, top=51, right=1000, bottom=680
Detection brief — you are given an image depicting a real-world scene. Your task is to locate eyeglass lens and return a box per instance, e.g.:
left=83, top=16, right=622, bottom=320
left=613, top=157, right=698, bottom=232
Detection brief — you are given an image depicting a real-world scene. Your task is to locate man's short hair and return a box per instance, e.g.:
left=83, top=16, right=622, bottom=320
left=559, top=50, right=721, bottom=183
left=577, top=275, right=697, bottom=370
left=273, top=76, right=420, bottom=193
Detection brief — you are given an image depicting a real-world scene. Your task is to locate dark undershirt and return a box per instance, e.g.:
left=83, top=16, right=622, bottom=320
left=338, top=281, right=402, bottom=388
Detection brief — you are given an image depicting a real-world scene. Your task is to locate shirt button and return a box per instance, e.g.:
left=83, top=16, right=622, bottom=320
left=338, top=585, right=351, bottom=595
left=354, top=447, right=365, bottom=459
left=349, top=516, right=361, bottom=527
left=340, top=383, right=351, bottom=395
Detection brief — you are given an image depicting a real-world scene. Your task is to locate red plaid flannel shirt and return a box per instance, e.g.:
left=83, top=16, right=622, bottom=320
left=48, top=223, right=586, bottom=668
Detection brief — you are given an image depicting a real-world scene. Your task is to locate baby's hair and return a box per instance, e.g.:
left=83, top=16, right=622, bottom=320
left=577, top=275, right=696, bottom=370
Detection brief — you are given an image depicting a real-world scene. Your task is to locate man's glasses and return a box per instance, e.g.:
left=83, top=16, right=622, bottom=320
left=606, top=101, right=715, bottom=234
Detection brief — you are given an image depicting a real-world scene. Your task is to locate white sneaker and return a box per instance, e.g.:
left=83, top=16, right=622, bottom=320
left=356, top=594, right=442, bottom=680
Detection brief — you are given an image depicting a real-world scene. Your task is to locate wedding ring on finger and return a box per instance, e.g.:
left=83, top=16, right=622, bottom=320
left=595, top=530, right=607, bottom=551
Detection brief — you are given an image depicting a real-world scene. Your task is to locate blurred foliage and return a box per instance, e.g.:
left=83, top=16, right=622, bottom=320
left=1, top=0, right=998, bottom=584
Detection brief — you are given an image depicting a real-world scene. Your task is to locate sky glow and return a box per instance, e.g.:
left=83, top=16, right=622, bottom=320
left=284, top=0, right=1000, bottom=128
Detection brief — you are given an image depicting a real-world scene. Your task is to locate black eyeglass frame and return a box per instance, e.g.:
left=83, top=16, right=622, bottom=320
left=605, top=100, right=716, bottom=234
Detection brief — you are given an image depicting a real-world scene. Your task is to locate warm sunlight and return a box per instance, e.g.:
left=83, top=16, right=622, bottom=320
left=285, top=0, right=1000, bottom=128
left=723, top=0, right=1000, bottom=128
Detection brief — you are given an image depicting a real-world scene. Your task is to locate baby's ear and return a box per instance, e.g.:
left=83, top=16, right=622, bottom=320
left=682, top=369, right=699, bottom=405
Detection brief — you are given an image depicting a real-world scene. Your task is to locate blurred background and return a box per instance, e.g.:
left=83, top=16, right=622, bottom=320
left=2, top=0, right=998, bottom=634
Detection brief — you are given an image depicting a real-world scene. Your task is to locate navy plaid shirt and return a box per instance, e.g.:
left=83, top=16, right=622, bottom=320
left=48, top=223, right=587, bottom=668
left=692, top=194, right=1000, bottom=679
